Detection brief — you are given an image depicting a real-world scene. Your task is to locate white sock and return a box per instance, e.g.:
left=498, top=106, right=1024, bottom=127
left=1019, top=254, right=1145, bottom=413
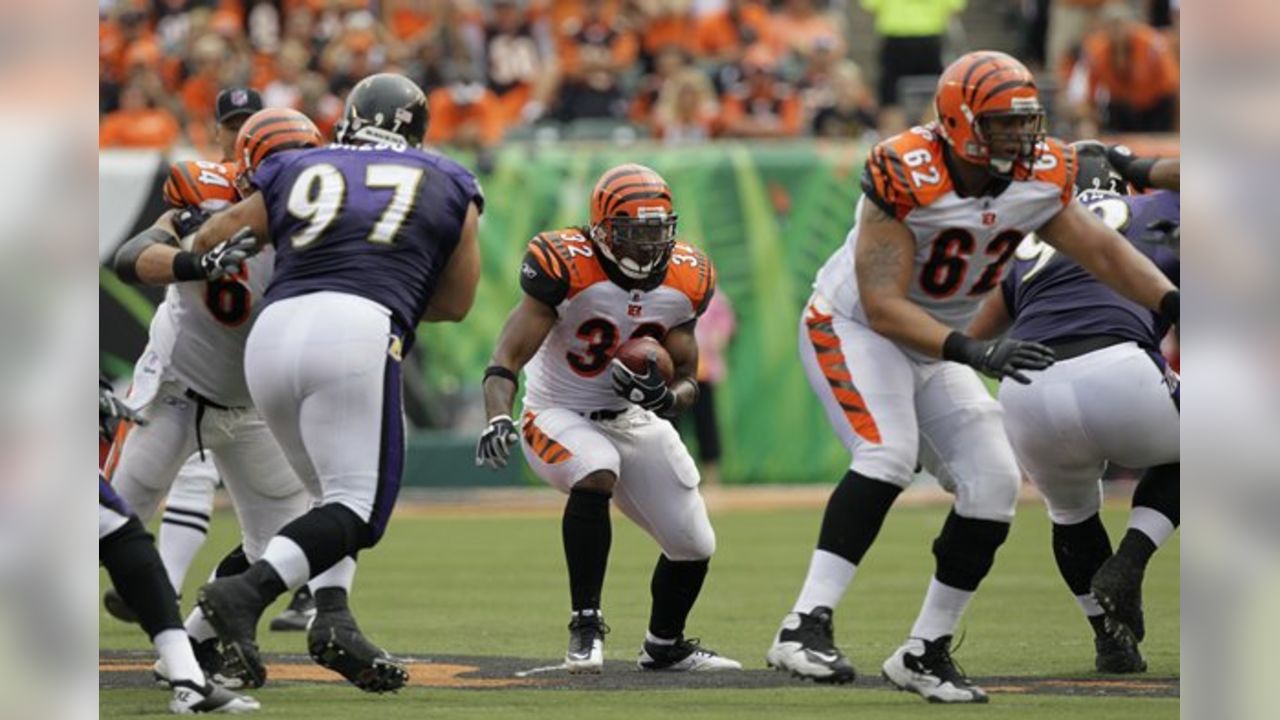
left=310, top=556, right=357, bottom=593
left=154, top=628, right=204, bottom=686
left=260, top=536, right=310, bottom=590
left=909, top=578, right=974, bottom=641
left=1128, top=507, right=1176, bottom=548
left=792, top=549, right=857, bottom=614
left=184, top=606, right=218, bottom=643
left=1075, top=593, right=1104, bottom=617
left=158, top=514, right=209, bottom=593
left=645, top=631, right=676, bottom=645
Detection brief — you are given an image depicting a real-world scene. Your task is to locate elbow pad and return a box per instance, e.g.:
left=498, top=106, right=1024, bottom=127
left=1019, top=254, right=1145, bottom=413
left=113, top=227, right=178, bottom=284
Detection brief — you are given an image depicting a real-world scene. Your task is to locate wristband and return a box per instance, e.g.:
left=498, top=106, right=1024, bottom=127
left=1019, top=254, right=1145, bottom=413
left=483, top=365, right=518, bottom=386
left=1159, top=290, right=1179, bottom=326
left=941, top=331, right=974, bottom=363
left=1127, top=158, right=1157, bottom=190
left=172, top=251, right=205, bottom=281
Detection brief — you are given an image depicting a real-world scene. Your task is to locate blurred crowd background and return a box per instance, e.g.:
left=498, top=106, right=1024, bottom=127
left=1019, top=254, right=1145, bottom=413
left=99, top=0, right=1180, bottom=162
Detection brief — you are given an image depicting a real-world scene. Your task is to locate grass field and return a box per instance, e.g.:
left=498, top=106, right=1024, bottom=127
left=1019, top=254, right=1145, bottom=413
left=100, top=493, right=1178, bottom=718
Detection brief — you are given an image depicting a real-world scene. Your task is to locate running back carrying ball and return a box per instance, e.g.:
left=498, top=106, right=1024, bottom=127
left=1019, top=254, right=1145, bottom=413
left=614, top=337, right=674, bottom=382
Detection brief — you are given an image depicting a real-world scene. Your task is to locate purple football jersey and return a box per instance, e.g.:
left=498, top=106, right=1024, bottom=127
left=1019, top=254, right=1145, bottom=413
left=1002, top=190, right=1180, bottom=347
left=252, top=145, right=483, bottom=341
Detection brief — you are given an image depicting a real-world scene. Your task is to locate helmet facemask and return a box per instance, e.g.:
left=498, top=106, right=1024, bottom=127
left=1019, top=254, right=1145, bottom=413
left=592, top=211, right=678, bottom=280
left=974, top=106, right=1046, bottom=180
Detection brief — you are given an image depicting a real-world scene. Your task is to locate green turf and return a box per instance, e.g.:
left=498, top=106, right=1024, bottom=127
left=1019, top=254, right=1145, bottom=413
left=100, top=500, right=1179, bottom=717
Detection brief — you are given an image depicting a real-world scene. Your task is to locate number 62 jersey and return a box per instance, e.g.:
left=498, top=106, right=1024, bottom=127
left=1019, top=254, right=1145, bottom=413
left=519, top=229, right=715, bottom=413
left=814, top=123, right=1077, bottom=340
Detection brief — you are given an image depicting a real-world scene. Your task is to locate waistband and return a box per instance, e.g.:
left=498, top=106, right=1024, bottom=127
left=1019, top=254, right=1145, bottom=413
left=1043, top=335, right=1134, bottom=361
left=183, top=387, right=241, bottom=410
left=579, top=408, right=625, bottom=421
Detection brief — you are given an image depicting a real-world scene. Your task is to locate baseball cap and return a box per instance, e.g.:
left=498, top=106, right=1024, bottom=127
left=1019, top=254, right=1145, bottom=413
left=215, top=87, right=264, bottom=124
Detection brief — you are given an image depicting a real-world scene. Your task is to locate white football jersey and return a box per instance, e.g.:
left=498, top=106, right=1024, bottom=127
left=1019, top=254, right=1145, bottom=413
left=814, top=123, right=1076, bottom=335
left=518, top=229, right=715, bottom=413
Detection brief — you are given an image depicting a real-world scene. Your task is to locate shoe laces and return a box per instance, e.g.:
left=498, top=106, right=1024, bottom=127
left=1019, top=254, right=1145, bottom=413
left=568, top=615, right=610, bottom=636
left=800, top=611, right=838, bottom=652
left=923, top=632, right=971, bottom=685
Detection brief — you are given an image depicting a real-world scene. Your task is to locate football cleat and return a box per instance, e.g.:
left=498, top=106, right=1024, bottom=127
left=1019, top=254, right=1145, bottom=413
left=308, top=605, right=408, bottom=693
left=1091, top=554, right=1146, bottom=643
left=565, top=610, right=608, bottom=674
left=1095, top=631, right=1147, bottom=674
left=881, top=636, right=988, bottom=704
left=103, top=587, right=140, bottom=624
left=168, top=678, right=259, bottom=714
left=638, top=636, right=742, bottom=672
left=766, top=607, right=856, bottom=684
left=268, top=586, right=316, bottom=632
left=196, top=577, right=268, bottom=689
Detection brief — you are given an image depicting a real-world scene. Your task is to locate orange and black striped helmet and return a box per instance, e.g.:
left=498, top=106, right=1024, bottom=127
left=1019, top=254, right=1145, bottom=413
left=588, top=163, right=678, bottom=281
left=162, top=160, right=239, bottom=211
left=234, top=108, right=324, bottom=188
left=934, top=51, right=1046, bottom=180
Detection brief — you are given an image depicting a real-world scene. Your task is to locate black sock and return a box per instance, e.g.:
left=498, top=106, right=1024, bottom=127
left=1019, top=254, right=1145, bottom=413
left=1122, top=463, right=1179, bottom=570
left=562, top=488, right=612, bottom=612
left=241, top=561, right=289, bottom=606
left=214, top=544, right=250, bottom=578
left=932, top=510, right=1011, bottom=591
left=1115, top=530, right=1158, bottom=570
left=314, top=587, right=350, bottom=613
left=277, top=504, right=373, bottom=580
left=1052, top=514, right=1114, bottom=597
left=816, top=470, right=902, bottom=565
left=648, top=556, right=709, bottom=641
left=100, top=517, right=182, bottom=639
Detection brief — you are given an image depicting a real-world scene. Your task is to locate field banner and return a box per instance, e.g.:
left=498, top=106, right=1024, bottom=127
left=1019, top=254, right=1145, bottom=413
left=100, top=141, right=869, bottom=485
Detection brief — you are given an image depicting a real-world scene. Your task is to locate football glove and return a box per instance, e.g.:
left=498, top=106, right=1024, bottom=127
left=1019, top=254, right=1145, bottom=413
left=98, top=381, right=146, bottom=427
left=943, top=333, right=1056, bottom=385
left=476, top=415, right=520, bottom=469
left=173, top=208, right=212, bottom=238
left=610, top=358, right=675, bottom=415
left=200, top=227, right=258, bottom=281
left=1105, top=144, right=1157, bottom=191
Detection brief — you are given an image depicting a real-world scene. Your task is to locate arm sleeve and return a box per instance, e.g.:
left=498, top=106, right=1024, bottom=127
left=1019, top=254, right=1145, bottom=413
left=520, top=236, right=570, bottom=307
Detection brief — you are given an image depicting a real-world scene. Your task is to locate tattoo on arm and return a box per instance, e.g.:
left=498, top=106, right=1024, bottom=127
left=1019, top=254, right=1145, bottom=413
left=857, top=204, right=908, bottom=292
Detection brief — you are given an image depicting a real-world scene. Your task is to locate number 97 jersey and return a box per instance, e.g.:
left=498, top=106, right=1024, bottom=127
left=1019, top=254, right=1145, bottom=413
left=814, top=123, right=1077, bottom=337
left=519, top=229, right=715, bottom=413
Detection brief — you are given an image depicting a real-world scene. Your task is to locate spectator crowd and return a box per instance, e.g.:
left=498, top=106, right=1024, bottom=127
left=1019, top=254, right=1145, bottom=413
left=99, top=0, right=1179, bottom=159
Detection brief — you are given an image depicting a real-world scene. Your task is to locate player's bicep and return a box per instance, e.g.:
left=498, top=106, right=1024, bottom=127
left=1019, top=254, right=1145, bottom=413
left=662, top=320, right=699, bottom=380
left=190, top=193, right=270, bottom=253
left=854, top=199, right=914, bottom=302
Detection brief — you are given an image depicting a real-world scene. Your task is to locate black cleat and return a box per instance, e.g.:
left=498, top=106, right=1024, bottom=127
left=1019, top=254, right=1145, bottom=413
left=269, top=586, right=316, bottom=632
left=103, top=587, right=140, bottom=624
left=1091, top=554, right=1146, bottom=642
left=882, top=636, right=988, bottom=704
left=1095, top=631, right=1147, bottom=674
left=196, top=577, right=269, bottom=689
left=308, top=602, right=408, bottom=693
left=766, top=607, right=856, bottom=684
left=565, top=610, right=608, bottom=674
left=639, top=636, right=742, bottom=671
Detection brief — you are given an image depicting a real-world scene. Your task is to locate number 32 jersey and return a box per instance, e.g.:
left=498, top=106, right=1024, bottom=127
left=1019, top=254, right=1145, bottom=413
left=814, top=123, right=1077, bottom=335
left=519, top=229, right=715, bottom=413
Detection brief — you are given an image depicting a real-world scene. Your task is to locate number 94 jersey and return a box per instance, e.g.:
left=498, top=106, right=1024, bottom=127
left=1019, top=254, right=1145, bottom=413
left=814, top=123, right=1076, bottom=335
left=519, top=229, right=715, bottom=413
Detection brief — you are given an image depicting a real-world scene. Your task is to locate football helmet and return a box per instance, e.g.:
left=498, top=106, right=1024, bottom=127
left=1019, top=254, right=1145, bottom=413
left=934, top=51, right=1046, bottom=180
left=1070, top=140, right=1133, bottom=196
left=589, top=163, right=678, bottom=281
left=335, top=73, right=429, bottom=149
left=234, top=108, right=324, bottom=191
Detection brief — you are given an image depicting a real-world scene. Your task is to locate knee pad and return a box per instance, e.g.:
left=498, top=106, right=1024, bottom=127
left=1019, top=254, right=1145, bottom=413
left=932, top=510, right=1011, bottom=592
left=849, top=442, right=916, bottom=489
left=665, top=526, right=716, bottom=562
left=953, top=467, right=1020, bottom=522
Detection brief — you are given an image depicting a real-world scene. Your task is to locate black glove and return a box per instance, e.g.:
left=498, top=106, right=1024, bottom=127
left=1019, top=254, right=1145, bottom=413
left=1144, top=219, right=1180, bottom=253
left=475, top=415, right=520, bottom=469
left=1105, top=144, right=1157, bottom=191
left=199, top=227, right=258, bottom=280
left=943, top=332, right=1056, bottom=385
left=610, top=358, right=675, bottom=415
left=173, top=208, right=212, bottom=237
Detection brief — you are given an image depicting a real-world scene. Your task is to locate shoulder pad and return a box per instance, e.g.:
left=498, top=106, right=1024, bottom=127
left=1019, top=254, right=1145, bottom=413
left=163, top=160, right=239, bottom=211
left=523, top=229, right=606, bottom=304
left=861, top=127, right=951, bottom=220
left=1033, top=136, right=1077, bottom=207
left=664, top=242, right=716, bottom=316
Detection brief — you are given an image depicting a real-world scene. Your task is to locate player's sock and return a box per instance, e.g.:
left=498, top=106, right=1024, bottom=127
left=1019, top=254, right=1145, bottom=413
left=1052, top=514, right=1114, bottom=623
left=154, top=628, right=204, bottom=686
left=912, top=510, right=1010, bottom=639
left=647, top=556, right=709, bottom=641
left=909, top=578, right=974, bottom=641
left=185, top=606, right=218, bottom=643
left=100, top=516, right=183, bottom=639
left=792, top=471, right=900, bottom=614
left=562, top=488, right=612, bottom=613
left=1120, top=463, right=1179, bottom=570
left=270, top=503, right=373, bottom=590
left=313, top=586, right=351, bottom=613
left=310, top=555, right=357, bottom=593
left=259, top=538, right=310, bottom=592
left=214, top=545, right=251, bottom=578
left=158, top=505, right=211, bottom=593
left=792, top=549, right=856, bottom=614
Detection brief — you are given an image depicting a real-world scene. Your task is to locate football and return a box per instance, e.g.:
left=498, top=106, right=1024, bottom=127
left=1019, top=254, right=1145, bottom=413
left=613, top=336, right=674, bottom=382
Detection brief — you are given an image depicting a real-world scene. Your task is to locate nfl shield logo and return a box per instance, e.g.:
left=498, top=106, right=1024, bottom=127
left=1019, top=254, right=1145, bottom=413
left=231, top=89, right=249, bottom=106
left=982, top=212, right=997, bottom=226
left=627, top=304, right=642, bottom=317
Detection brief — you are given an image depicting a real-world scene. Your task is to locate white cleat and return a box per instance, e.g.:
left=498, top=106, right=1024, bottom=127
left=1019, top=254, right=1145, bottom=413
left=638, top=637, right=743, bottom=672
left=881, top=636, right=988, bottom=704
left=168, top=679, right=260, bottom=714
left=765, top=607, right=856, bottom=684
left=565, top=610, right=607, bottom=674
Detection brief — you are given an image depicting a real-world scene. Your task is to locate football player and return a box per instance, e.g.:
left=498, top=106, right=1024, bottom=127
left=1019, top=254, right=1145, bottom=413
left=185, top=74, right=483, bottom=693
left=967, top=143, right=1179, bottom=673
left=99, top=380, right=260, bottom=714
left=764, top=51, right=1179, bottom=703
left=475, top=164, right=742, bottom=674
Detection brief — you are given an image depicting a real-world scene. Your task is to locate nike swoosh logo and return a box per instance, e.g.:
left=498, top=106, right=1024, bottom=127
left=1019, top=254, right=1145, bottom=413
left=804, top=650, right=839, bottom=664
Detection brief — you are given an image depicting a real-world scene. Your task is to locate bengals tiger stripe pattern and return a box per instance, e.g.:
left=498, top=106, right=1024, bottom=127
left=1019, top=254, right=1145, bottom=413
left=522, top=410, right=574, bottom=464
left=234, top=108, right=325, bottom=176
left=805, top=304, right=881, bottom=444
